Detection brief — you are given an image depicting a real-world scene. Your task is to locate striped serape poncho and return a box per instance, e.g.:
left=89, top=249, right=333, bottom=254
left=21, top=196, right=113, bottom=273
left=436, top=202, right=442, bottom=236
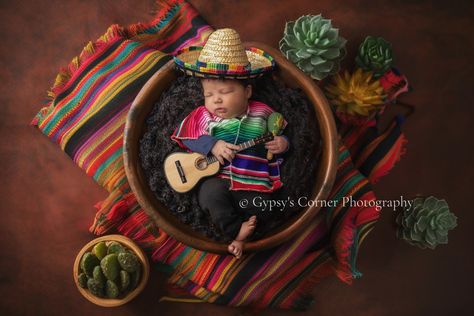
left=171, top=100, right=287, bottom=192
left=31, top=0, right=409, bottom=310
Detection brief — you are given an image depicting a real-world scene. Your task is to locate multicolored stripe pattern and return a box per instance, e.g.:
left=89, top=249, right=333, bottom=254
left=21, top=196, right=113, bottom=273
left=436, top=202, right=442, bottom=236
left=174, top=46, right=275, bottom=79
left=31, top=0, right=212, bottom=191
left=31, top=0, right=408, bottom=310
left=171, top=100, right=285, bottom=192
left=218, top=154, right=283, bottom=192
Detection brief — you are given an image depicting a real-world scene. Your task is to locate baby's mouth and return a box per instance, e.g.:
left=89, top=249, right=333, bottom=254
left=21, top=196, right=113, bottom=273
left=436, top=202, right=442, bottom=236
left=214, top=107, right=227, bottom=114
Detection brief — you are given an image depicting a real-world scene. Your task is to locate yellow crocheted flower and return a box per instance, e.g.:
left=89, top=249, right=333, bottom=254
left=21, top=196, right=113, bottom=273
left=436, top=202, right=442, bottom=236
left=325, top=68, right=386, bottom=117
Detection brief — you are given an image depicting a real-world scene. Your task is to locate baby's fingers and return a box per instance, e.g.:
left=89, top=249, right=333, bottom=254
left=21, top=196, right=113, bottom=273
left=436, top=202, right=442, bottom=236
left=268, top=148, right=282, bottom=154
left=223, top=152, right=234, bottom=162
left=226, top=143, right=240, bottom=151
left=225, top=149, right=236, bottom=159
left=216, top=155, right=224, bottom=165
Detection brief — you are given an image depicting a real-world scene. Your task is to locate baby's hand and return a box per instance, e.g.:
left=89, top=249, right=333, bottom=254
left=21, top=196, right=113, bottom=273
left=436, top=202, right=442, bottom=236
left=265, top=136, right=289, bottom=154
left=211, top=140, right=240, bottom=164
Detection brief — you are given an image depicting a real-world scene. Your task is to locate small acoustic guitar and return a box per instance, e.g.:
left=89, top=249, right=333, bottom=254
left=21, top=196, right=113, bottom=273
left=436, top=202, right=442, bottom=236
left=164, top=133, right=274, bottom=193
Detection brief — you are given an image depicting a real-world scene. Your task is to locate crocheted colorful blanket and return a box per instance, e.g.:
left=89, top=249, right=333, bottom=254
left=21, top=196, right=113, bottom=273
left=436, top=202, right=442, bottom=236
left=31, top=0, right=407, bottom=310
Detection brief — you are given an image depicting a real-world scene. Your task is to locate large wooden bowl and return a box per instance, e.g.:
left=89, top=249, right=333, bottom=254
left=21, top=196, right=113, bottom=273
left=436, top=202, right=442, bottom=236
left=124, top=42, right=338, bottom=254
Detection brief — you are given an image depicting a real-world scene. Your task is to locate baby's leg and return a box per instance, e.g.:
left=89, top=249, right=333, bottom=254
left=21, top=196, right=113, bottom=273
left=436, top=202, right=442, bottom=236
left=198, top=178, right=254, bottom=258
left=234, top=215, right=257, bottom=241
left=227, top=215, right=257, bottom=259
left=197, top=177, right=242, bottom=241
left=232, top=190, right=275, bottom=236
left=227, top=191, right=276, bottom=258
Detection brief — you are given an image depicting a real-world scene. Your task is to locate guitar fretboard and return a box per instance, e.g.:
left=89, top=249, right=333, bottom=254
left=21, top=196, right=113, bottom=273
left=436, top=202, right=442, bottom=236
left=205, top=133, right=272, bottom=164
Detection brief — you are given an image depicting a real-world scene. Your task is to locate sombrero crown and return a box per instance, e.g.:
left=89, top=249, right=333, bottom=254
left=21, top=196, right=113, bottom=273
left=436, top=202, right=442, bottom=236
left=174, top=28, right=275, bottom=79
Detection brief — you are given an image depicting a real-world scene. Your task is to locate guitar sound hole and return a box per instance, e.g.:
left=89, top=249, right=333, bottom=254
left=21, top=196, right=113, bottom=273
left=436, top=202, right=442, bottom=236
left=195, top=158, right=208, bottom=170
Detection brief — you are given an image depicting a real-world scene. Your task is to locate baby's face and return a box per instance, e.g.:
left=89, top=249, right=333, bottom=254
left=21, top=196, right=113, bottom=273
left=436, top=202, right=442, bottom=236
left=201, top=79, right=252, bottom=119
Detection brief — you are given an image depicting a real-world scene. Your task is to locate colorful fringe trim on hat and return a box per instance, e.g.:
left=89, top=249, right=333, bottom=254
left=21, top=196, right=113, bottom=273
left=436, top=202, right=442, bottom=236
left=31, top=0, right=408, bottom=311
left=174, top=46, right=275, bottom=79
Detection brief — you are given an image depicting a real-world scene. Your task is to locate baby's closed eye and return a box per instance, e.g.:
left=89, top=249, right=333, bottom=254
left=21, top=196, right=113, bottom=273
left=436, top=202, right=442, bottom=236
left=219, top=88, right=234, bottom=94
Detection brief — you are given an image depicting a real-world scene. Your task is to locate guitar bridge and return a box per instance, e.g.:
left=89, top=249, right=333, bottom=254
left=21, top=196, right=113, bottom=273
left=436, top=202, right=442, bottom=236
left=175, top=160, right=187, bottom=183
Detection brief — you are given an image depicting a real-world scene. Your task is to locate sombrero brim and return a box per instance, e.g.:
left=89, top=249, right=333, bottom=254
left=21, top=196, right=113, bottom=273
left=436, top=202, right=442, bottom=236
left=173, top=46, right=275, bottom=79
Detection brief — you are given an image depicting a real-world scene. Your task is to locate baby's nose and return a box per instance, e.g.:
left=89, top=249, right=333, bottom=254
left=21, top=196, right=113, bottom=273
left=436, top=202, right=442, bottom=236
left=213, top=96, right=222, bottom=103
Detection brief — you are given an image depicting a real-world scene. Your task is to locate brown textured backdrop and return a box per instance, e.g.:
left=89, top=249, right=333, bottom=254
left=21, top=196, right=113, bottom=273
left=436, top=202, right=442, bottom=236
left=0, top=0, right=472, bottom=315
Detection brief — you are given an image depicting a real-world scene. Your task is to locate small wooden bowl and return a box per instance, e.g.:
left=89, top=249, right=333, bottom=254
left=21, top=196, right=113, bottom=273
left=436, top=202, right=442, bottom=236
left=73, top=235, right=150, bottom=307
left=124, top=42, right=338, bottom=253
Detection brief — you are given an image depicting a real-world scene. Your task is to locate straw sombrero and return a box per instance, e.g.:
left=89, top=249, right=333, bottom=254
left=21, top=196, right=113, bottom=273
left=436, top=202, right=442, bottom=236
left=173, top=28, right=275, bottom=79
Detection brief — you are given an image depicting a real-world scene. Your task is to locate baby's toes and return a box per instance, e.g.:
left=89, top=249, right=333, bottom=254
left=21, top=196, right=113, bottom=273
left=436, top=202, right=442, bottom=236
left=228, top=242, right=242, bottom=257
left=236, top=250, right=242, bottom=259
left=235, top=247, right=242, bottom=258
left=234, top=249, right=240, bottom=257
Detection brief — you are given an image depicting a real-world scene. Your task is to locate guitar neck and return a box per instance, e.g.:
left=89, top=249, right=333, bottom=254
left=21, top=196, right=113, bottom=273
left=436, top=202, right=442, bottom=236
left=236, top=139, right=256, bottom=151
left=205, top=133, right=273, bottom=164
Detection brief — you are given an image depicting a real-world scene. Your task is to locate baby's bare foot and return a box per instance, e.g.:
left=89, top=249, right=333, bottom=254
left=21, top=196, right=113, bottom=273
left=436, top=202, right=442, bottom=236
left=227, top=240, right=244, bottom=259
left=227, top=216, right=257, bottom=259
left=235, top=216, right=257, bottom=241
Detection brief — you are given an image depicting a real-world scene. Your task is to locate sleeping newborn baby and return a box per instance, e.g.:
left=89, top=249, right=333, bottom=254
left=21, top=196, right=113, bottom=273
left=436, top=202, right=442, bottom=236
left=170, top=28, right=289, bottom=258
left=171, top=78, right=289, bottom=258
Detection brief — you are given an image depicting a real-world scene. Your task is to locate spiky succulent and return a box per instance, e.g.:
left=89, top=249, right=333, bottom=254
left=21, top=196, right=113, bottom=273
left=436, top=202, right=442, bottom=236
left=396, top=196, right=457, bottom=250
left=325, top=68, right=386, bottom=123
left=279, top=14, right=347, bottom=80
left=355, top=36, right=393, bottom=78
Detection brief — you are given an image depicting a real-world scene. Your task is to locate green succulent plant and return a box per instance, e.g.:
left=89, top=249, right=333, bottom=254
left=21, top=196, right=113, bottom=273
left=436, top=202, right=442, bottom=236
left=279, top=14, right=347, bottom=80
left=355, top=36, right=393, bottom=77
left=396, top=196, right=457, bottom=249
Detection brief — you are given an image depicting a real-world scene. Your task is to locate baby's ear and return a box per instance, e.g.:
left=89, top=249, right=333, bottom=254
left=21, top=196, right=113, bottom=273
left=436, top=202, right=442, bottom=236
left=245, top=84, right=252, bottom=99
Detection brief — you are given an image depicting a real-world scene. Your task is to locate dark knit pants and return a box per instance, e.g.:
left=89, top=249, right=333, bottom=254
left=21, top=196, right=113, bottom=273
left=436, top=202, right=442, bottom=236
left=197, top=177, right=274, bottom=241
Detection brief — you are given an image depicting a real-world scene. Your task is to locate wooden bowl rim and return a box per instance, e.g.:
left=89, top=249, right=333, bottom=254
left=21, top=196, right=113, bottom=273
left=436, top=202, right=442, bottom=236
left=123, top=41, right=338, bottom=253
left=73, top=234, right=150, bottom=307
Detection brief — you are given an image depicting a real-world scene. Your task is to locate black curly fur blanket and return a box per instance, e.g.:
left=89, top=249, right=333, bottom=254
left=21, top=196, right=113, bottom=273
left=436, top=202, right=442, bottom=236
left=139, top=74, right=321, bottom=241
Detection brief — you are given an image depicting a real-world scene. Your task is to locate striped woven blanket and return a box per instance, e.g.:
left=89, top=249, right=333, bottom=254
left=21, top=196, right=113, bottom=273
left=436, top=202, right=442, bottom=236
left=31, top=0, right=407, bottom=310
